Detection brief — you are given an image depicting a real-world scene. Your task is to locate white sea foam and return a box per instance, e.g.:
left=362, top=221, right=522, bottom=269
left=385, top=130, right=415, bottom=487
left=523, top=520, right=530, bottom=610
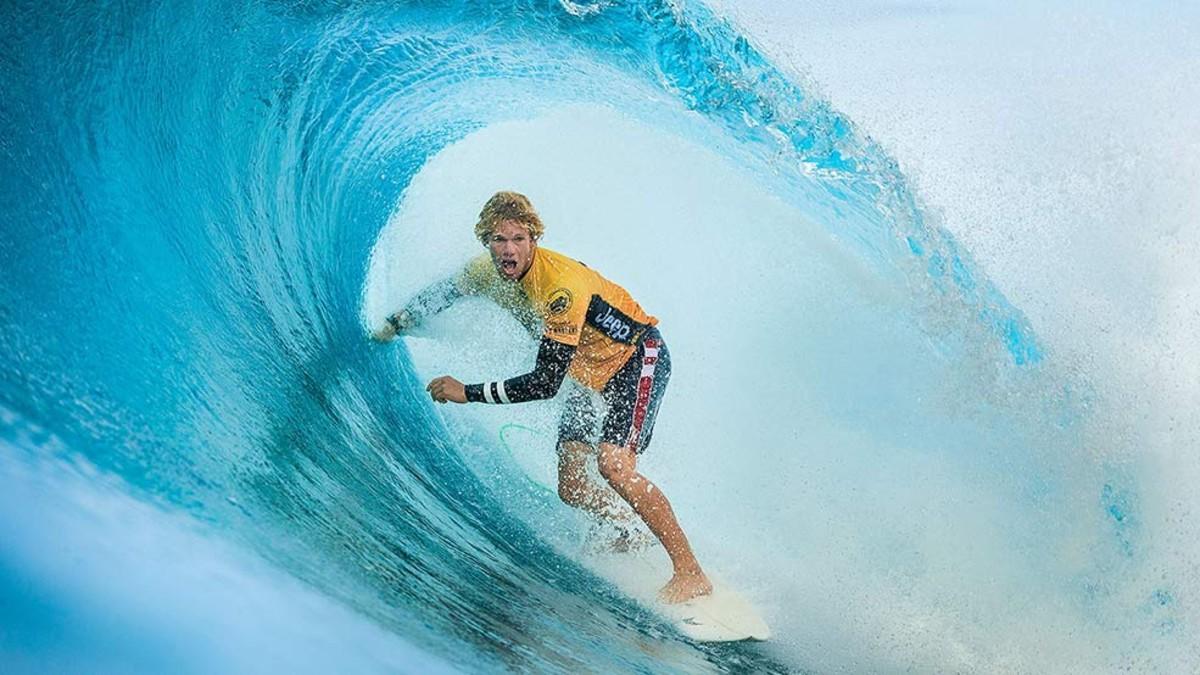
left=363, top=93, right=1198, bottom=670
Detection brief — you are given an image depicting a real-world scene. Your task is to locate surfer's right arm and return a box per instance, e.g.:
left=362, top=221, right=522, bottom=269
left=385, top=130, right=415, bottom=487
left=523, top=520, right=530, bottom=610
left=373, top=277, right=463, bottom=341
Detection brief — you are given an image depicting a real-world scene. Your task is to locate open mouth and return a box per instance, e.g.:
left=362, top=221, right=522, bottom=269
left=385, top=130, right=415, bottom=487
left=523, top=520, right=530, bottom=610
left=501, top=259, right=518, bottom=274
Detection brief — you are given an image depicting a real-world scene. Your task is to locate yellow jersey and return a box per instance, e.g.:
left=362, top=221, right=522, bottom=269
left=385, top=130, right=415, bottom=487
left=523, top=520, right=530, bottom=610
left=455, top=247, right=657, bottom=390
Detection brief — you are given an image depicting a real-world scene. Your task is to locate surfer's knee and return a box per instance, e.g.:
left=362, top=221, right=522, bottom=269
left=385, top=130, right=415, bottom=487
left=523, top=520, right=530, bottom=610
left=596, top=447, right=636, bottom=486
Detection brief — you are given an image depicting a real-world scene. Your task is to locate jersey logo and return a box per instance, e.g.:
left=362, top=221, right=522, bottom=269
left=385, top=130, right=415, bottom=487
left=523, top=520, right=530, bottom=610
left=547, top=288, right=573, bottom=316
left=585, top=296, right=648, bottom=344
left=594, top=306, right=633, bottom=341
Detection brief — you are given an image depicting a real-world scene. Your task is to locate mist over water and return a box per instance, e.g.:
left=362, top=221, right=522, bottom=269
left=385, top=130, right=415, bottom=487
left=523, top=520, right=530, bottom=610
left=710, top=1, right=1200, bottom=670
left=367, top=98, right=1191, bottom=671
left=4, top=0, right=1198, bottom=672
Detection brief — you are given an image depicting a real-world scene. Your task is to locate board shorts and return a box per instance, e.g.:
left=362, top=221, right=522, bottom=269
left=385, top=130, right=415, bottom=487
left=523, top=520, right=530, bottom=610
left=558, top=327, right=671, bottom=454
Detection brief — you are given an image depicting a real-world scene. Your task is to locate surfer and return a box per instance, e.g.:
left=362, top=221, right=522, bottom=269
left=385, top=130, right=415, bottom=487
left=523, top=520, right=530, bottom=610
left=373, top=191, right=712, bottom=604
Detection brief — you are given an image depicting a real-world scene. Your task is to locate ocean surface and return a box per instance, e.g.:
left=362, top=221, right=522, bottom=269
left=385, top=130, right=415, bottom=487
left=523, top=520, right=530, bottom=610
left=2, top=1, right=1197, bottom=672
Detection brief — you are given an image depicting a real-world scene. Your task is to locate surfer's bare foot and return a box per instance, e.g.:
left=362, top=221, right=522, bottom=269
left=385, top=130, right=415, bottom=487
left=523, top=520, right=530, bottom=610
left=658, top=569, right=713, bottom=604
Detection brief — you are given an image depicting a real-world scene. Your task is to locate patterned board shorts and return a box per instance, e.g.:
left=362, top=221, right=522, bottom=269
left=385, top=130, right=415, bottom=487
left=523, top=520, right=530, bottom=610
left=558, top=327, right=671, bottom=454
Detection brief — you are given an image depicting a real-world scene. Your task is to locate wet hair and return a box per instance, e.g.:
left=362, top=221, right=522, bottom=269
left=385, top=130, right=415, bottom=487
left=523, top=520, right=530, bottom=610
left=474, top=191, right=545, bottom=244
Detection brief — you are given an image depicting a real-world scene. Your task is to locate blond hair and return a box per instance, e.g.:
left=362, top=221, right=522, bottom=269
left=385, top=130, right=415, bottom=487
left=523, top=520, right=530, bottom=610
left=474, top=191, right=545, bottom=244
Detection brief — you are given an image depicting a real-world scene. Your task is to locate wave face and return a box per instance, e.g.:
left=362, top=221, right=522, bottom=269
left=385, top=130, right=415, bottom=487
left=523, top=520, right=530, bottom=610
left=1, top=1, right=1191, bottom=672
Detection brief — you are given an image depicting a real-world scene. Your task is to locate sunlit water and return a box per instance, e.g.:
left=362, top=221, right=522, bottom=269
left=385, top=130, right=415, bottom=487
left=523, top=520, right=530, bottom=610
left=2, top=1, right=1196, bottom=672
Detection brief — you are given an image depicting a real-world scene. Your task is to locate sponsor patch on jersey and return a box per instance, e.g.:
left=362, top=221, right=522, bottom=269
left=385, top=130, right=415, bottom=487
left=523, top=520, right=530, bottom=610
left=585, top=296, right=647, bottom=344
left=547, top=288, right=573, bottom=316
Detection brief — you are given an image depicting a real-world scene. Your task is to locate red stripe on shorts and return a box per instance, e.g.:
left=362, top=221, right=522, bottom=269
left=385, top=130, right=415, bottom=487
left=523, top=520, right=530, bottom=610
left=625, top=339, right=660, bottom=452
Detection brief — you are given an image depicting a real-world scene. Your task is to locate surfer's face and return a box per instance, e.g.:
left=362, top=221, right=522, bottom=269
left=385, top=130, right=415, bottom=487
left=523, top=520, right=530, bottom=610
left=488, top=220, right=536, bottom=281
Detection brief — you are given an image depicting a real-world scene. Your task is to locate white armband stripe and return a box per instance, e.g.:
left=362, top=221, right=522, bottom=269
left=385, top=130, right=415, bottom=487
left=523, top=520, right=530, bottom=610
left=497, top=380, right=511, bottom=404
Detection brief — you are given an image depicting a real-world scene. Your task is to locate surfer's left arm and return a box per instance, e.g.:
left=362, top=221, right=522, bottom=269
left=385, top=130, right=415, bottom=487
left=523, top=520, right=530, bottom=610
left=373, top=277, right=463, bottom=341
left=426, top=337, right=575, bottom=404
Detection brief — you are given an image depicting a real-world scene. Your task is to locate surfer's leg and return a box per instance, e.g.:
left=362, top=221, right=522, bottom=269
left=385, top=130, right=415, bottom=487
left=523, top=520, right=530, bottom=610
left=556, top=383, right=632, bottom=518
left=596, top=442, right=711, bottom=603
left=556, top=439, right=627, bottom=519
left=594, top=329, right=708, bottom=601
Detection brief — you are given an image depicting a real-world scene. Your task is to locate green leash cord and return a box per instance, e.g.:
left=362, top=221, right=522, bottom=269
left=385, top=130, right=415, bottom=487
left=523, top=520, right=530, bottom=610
left=498, top=423, right=557, bottom=500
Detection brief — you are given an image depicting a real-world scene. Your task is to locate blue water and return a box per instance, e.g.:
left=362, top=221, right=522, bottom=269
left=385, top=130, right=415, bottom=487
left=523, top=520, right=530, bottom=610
left=1, top=1, right=1193, bottom=672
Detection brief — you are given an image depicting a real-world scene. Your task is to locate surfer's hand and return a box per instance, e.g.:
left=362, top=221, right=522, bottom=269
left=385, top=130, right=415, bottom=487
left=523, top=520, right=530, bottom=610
left=427, top=376, right=467, bottom=404
left=372, top=310, right=412, bottom=341
left=371, top=324, right=396, bottom=342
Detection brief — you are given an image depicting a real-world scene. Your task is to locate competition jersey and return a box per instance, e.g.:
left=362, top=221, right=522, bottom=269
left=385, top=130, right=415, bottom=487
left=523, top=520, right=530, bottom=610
left=455, top=247, right=657, bottom=390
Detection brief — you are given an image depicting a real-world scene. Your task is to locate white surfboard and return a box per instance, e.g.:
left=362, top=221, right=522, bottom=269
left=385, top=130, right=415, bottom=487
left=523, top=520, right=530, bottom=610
left=658, top=582, right=772, bottom=642
left=583, top=543, right=771, bottom=642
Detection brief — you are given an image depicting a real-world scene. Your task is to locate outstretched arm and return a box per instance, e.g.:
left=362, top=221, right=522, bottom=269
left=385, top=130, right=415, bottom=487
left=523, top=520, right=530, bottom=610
left=373, top=277, right=462, bottom=341
left=426, top=337, right=575, bottom=404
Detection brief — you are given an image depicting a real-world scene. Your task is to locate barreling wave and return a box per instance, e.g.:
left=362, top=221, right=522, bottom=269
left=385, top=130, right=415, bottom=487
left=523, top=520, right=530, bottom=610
left=1, top=0, right=1186, bottom=672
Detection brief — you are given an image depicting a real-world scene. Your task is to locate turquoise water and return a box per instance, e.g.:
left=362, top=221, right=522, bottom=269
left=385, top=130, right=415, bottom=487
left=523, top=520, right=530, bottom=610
left=1, top=1, right=1192, bottom=672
